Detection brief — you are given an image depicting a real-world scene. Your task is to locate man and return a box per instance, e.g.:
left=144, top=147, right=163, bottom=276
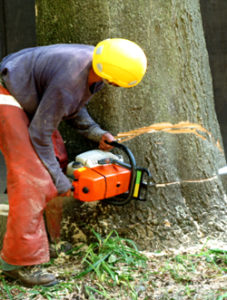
left=0, top=38, right=147, bottom=286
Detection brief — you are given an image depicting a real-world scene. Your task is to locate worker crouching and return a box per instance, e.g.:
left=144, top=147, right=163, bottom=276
left=0, top=38, right=147, bottom=287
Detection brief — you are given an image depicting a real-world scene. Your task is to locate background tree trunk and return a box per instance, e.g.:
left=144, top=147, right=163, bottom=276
left=36, top=0, right=227, bottom=250
left=200, top=0, right=227, bottom=157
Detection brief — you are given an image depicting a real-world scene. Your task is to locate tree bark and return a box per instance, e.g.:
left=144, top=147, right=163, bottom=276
left=35, top=0, right=227, bottom=250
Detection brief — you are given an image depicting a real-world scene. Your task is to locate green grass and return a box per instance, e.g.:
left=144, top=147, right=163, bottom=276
left=0, top=232, right=226, bottom=299
left=75, top=229, right=147, bottom=285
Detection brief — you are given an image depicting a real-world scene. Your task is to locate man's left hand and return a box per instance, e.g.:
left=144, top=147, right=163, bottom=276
left=99, top=132, right=115, bottom=151
left=58, top=189, right=73, bottom=197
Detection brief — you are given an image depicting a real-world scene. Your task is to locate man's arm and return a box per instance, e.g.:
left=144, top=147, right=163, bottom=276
left=28, top=88, right=73, bottom=194
left=66, top=106, right=115, bottom=149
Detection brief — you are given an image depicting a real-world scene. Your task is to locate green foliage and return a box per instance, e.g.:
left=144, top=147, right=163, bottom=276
left=0, top=233, right=226, bottom=299
left=75, top=229, right=147, bottom=285
left=161, top=247, right=227, bottom=285
left=196, top=248, right=227, bottom=273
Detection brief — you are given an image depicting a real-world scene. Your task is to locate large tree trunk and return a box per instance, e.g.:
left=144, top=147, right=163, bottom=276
left=35, top=0, right=227, bottom=250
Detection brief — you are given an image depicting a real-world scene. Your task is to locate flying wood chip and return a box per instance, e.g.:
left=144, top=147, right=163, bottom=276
left=115, top=121, right=223, bottom=153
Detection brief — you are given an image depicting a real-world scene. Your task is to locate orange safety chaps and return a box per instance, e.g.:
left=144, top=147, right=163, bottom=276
left=0, top=86, right=67, bottom=266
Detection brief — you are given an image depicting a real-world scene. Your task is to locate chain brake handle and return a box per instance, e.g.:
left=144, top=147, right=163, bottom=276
left=103, top=140, right=151, bottom=206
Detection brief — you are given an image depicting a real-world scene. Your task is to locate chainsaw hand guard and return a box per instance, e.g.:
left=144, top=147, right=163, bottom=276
left=103, top=141, right=152, bottom=205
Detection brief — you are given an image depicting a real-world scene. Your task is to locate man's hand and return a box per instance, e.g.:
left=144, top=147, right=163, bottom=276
left=58, top=189, right=73, bottom=197
left=99, top=132, right=115, bottom=151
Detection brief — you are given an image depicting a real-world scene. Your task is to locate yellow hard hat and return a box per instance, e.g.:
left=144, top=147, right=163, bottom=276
left=92, top=38, right=147, bottom=88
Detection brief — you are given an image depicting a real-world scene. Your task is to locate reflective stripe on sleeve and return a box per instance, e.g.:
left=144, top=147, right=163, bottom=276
left=0, top=94, right=22, bottom=108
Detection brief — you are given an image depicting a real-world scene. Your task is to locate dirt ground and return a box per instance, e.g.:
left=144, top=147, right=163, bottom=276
left=0, top=237, right=226, bottom=300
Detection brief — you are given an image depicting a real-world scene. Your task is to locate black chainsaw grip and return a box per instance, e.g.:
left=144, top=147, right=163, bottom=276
left=104, top=140, right=119, bottom=147
left=104, top=141, right=136, bottom=170
left=103, top=141, right=137, bottom=206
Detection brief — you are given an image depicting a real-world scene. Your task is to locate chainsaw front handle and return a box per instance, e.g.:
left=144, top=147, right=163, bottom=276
left=103, top=141, right=145, bottom=206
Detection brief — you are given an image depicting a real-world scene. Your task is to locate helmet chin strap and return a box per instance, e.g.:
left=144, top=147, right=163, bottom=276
left=102, top=79, right=119, bottom=87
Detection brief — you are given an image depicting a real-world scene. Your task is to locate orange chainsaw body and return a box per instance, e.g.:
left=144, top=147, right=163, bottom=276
left=72, top=164, right=131, bottom=202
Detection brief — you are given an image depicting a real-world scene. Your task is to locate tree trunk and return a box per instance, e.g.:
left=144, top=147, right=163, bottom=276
left=35, top=0, right=227, bottom=250
left=200, top=0, right=227, bottom=157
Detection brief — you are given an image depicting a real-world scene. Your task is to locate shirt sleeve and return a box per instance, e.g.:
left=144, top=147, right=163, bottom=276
left=66, top=106, right=107, bottom=143
left=28, top=87, right=73, bottom=193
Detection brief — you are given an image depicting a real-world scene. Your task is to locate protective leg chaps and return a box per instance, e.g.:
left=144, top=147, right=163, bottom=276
left=0, top=86, right=58, bottom=265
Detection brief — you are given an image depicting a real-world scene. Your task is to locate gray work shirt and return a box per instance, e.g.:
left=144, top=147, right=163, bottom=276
left=0, top=44, right=106, bottom=193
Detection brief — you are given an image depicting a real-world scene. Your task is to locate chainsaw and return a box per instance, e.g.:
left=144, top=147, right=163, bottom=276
left=66, top=141, right=152, bottom=206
